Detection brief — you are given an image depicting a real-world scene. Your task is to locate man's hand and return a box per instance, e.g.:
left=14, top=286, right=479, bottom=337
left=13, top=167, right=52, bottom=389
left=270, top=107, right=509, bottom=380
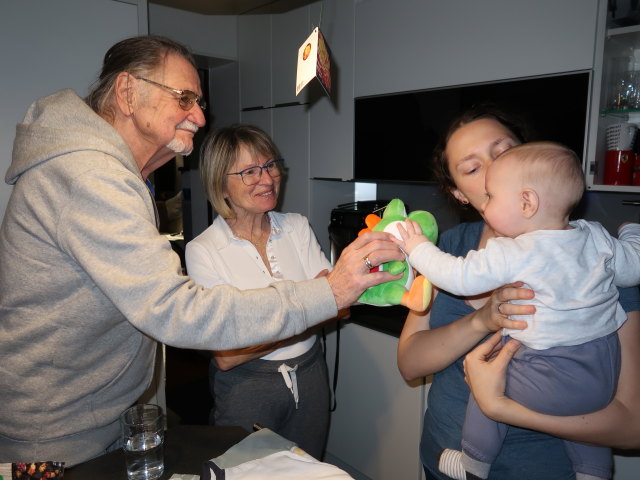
left=315, top=269, right=350, bottom=318
left=326, top=231, right=403, bottom=310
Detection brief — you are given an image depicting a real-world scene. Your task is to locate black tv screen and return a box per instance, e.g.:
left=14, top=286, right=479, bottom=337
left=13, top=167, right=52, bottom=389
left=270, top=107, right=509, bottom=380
left=354, top=72, right=591, bottom=184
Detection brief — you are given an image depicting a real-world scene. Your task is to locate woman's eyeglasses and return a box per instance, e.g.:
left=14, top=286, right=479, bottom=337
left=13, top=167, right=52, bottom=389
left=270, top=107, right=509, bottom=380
left=227, top=159, right=284, bottom=186
left=134, top=76, right=206, bottom=111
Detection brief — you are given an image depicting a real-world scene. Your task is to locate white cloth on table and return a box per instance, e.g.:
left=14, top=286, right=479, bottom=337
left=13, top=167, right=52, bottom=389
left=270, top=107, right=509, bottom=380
left=202, top=428, right=353, bottom=480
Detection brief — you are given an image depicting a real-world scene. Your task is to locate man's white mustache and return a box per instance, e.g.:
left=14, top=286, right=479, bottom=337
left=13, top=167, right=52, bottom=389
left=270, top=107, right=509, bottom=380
left=177, top=120, right=198, bottom=133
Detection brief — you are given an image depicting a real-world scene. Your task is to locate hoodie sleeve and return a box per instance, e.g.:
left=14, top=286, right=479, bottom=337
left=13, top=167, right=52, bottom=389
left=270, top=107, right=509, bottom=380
left=57, top=165, right=337, bottom=350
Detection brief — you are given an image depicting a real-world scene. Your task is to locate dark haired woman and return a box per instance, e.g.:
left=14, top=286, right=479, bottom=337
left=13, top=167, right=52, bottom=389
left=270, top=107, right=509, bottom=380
left=397, top=106, right=640, bottom=479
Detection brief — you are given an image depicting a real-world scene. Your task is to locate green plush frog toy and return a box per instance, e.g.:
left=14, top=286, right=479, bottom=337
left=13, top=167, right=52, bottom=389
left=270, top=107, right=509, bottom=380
left=358, top=198, right=438, bottom=312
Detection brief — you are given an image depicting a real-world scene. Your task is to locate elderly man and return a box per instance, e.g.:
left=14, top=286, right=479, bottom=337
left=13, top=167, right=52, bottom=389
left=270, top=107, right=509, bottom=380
left=0, top=35, right=401, bottom=466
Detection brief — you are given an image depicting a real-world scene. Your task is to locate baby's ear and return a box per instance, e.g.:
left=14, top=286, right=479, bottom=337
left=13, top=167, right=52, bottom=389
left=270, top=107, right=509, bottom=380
left=521, top=189, right=539, bottom=218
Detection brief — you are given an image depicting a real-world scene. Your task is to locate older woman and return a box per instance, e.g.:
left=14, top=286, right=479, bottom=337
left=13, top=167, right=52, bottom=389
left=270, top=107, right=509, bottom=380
left=185, top=124, right=334, bottom=459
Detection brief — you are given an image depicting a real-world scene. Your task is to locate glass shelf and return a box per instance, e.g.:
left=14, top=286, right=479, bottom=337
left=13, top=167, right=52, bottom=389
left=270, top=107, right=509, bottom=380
left=607, top=24, right=640, bottom=37
left=587, top=183, right=640, bottom=193
left=601, top=108, right=640, bottom=115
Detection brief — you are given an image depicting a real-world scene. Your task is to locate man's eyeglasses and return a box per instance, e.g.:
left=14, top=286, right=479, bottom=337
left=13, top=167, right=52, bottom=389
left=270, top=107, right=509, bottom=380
left=227, top=159, right=284, bottom=186
left=134, top=76, right=206, bottom=111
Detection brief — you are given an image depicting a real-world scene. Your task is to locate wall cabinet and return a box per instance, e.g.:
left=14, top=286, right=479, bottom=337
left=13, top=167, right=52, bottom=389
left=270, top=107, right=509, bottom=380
left=587, top=5, right=640, bottom=192
left=308, top=0, right=601, bottom=182
left=239, top=5, right=313, bottom=109
left=272, top=5, right=312, bottom=106
left=308, top=0, right=356, bottom=181
left=238, top=6, right=316, bottom=219
left=354, top=0, right=598, bottom=98
left=238, top=14, right=272, bottom=109
left=272, top=105, right=311, bottom=217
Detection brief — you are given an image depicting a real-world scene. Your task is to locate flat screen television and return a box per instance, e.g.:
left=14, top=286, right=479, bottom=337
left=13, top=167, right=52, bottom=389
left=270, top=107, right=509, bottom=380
left=354, top=72, right=591, bottom=184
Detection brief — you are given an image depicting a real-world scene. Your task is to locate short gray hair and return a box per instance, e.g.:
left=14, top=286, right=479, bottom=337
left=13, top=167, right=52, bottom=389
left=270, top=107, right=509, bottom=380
left=200, top=124, right=282, bottom=219
left=85, top=35, right=196, bottom=123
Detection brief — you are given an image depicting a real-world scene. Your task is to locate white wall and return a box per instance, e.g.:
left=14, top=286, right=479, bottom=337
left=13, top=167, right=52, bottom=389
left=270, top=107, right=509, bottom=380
left=0, top=0, right=143, bottom=222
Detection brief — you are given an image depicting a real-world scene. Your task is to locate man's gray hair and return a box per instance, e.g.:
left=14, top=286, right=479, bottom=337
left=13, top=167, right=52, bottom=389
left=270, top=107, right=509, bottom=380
left=85, top=35, right=196, bottom=123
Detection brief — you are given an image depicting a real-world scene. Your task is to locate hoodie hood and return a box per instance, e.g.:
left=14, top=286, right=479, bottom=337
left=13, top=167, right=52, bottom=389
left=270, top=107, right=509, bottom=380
left=6, top=88, right=138, bottom=185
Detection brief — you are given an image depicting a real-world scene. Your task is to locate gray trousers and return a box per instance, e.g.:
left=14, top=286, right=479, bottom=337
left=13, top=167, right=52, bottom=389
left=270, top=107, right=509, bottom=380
left=462, top=332, right=620, bottom=480
left=209, top=339, right=330, bottom=460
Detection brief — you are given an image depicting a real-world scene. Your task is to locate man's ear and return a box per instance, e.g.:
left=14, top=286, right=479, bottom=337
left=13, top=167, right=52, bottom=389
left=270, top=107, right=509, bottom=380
left=521, top=189, right=539, bottom=218
left=114, top=72, right=135, bottom=116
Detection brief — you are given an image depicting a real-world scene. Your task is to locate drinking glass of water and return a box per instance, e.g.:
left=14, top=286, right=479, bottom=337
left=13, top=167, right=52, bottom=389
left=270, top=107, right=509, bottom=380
left=120, top=404, right=165, bottom=480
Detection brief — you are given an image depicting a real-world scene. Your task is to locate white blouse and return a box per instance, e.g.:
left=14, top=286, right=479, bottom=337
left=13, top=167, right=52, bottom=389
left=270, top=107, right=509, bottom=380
left=185, top=211, right=332, bottom=360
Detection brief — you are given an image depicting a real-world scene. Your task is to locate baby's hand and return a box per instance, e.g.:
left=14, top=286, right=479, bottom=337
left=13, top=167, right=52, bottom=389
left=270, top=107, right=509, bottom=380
left=396, top=219, right=429, bottom=254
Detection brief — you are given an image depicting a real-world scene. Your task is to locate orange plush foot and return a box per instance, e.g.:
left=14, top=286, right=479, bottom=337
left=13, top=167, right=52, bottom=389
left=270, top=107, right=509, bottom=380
left=400, top=275, right=432, bottom=312
left=358, top=214, right=382, bottom=235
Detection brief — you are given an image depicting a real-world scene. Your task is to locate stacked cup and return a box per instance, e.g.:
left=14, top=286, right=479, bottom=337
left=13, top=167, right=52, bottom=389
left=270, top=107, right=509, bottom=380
left=604, top=123, right=637, bottom=185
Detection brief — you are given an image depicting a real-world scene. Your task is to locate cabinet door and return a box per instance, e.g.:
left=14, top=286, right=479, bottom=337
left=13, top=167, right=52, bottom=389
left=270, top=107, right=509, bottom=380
left=273, top=105, right=310, bottom=217
left=355, top=0, right=599, bottom=97
left=614, top=454, right=640, bottom=480
left=239, top=14, right=272, bottom=109
left=241, top=108, right=272, bottom=135
left=324, top=323, right=426, bottom=480
left=308, top=0, right=356, bottom=181
left=272, top=5, right=312, bottom=106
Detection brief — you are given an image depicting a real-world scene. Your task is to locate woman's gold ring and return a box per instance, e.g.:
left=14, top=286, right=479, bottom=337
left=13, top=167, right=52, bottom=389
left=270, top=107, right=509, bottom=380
left=363, top=256, right=374, bottom=270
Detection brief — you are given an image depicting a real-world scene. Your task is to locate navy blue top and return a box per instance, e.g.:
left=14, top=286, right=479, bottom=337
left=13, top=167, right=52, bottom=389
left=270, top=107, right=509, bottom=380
left=420, top=221, right=640, bottom=479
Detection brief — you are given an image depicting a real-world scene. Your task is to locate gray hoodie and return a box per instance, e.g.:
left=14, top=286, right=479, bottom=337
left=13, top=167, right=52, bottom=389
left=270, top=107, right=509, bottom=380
left=0, top=89, right=336, bottom=465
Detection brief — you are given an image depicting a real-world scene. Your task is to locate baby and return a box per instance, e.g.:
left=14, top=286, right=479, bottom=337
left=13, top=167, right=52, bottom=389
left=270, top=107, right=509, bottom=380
left=398, top=141, right=640, bottom=480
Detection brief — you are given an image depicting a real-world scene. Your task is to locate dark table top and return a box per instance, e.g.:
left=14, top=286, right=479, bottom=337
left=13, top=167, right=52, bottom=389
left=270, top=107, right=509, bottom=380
left=351, top=304, right=407, bottom=337
left=65, top=425, right=248, bottom=480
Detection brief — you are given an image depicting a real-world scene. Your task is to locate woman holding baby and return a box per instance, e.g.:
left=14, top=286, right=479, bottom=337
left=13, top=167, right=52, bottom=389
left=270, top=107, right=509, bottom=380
left=397, top=104, right=640, bottom=479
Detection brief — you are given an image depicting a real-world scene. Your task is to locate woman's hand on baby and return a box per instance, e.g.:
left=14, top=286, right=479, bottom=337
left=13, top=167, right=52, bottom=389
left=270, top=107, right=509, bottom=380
left=473, top=282, right=533, bottom=334
left=395, top=220, right=429, bottom=254
left=463, top=331, right=522, bottom=421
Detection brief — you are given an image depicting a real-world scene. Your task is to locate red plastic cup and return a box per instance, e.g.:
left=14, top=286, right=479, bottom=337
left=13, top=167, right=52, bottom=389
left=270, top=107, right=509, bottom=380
left=604, top=150, right=634, bottom=185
